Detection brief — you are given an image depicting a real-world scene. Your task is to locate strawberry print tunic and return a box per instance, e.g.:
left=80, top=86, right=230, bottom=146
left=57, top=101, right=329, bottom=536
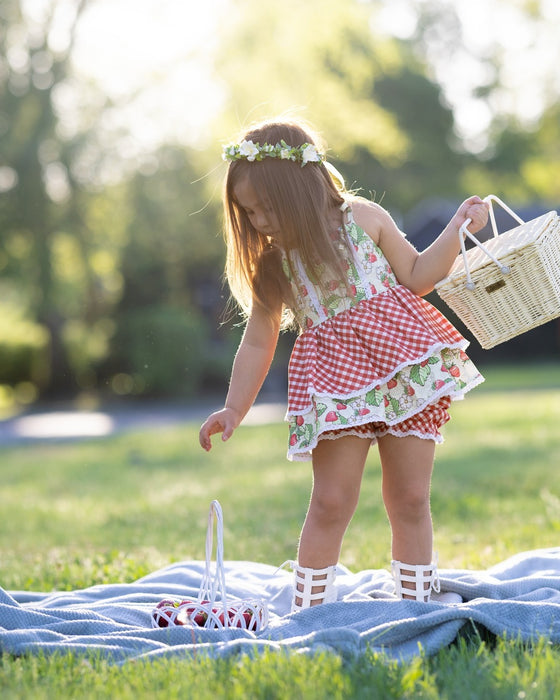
left=284, top=203, right=483, bottom=461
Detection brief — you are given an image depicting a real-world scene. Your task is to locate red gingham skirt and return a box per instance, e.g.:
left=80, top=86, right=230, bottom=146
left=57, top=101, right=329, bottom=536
left=288, top=286, right=469, bottom=413
left=286, top=286, right=483, bottom=461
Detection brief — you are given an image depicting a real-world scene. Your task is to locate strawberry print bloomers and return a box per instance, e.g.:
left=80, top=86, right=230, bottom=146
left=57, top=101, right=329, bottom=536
left=283, top=203, right=484, bottom=461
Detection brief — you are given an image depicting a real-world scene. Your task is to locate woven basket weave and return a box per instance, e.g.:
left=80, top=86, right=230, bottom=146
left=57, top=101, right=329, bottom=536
left=435, top=195, right=560, bottom=349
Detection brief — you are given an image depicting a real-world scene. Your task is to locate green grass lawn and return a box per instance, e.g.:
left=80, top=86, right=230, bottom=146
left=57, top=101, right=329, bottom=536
left=1, top=362, right=560, bottom=698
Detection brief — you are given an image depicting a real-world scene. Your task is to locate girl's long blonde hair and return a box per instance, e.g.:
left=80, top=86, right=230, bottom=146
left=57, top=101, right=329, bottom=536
left=223, top=118, right=348, bottom=330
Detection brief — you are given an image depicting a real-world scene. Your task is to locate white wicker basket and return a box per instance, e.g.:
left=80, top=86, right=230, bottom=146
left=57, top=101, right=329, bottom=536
left=152, top=500, right=268, bottom=632
left=435, top=195, right=560, bottom=349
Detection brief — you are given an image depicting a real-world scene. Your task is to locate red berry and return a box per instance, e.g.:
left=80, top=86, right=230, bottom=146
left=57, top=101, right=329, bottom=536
left=242, top=611, right=254, bottom=629
left=192, top=611, right=208, bottom=626
left=218, top=609, right=236, bottom=626
left=154, top=613, right=170, bottom=628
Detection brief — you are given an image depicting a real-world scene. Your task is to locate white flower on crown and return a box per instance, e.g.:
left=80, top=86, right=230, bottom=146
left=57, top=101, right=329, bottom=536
left=238, top=140, right=260, bottom=161
left=301, top=144, right=320, bottom=165
left=221, top=139, right=325, bottom=166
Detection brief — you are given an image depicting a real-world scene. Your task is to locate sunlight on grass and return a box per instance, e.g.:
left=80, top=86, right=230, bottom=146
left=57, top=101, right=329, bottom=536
left=1, top=364, right=560, bottom=697
left=1, top=371, right=560, bottom=588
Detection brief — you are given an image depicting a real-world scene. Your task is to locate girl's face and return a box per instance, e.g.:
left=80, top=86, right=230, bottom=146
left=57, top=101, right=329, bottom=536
left=233, top=177, right=280, bottom=241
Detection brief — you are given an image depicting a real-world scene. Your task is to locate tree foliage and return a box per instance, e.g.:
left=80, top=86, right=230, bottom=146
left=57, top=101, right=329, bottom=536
left=0, top=0, right=559, bottom=403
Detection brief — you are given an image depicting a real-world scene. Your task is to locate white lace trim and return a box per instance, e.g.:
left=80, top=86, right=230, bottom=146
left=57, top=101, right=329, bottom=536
left=318, top=426, right=444, bottom=445
left=289, top=426, right=445, bottom=462
left=286, top=374, right=484, bottom=462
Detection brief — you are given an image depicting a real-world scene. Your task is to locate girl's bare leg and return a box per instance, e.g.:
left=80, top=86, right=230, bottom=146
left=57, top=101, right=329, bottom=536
left=297, top=434, right=371, bottom=568
left=377, top=433, right=435, bottom=597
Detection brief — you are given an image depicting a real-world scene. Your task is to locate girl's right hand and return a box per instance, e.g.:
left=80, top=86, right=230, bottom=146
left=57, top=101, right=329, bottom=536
left=199, top=407, right=241, bottom=451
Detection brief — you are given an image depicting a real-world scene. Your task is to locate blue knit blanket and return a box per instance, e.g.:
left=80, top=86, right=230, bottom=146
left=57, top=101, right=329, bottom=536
left=1, top=548, right=559, bottom=664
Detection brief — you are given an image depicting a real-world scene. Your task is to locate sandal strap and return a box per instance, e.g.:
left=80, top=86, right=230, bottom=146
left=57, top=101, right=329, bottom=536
left=291, top=562, right=337, bottom=610
left=391, top=559, right=439, bottom=601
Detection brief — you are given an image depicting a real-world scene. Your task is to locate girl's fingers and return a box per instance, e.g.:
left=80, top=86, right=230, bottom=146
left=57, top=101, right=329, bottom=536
left=199, top=419, right=219, bottom=450
left=199, top=415, right=236, bottom=450
left=463, top=199, right=489, bottom=233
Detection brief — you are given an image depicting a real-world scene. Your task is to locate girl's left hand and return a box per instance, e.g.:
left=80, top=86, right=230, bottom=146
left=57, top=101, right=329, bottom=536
left=454, top=196, right=489, bottom=235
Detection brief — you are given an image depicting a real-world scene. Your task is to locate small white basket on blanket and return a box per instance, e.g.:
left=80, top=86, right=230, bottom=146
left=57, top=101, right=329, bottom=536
left=435, top=194, right=560, bottom=349
left=151, top=500, right=268, bottom=632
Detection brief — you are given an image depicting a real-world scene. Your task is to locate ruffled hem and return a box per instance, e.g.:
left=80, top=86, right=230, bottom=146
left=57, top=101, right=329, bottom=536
left=287, top=340, right=469, bottom=416
left=287, top=286, right=472, bottom=415
left=288, top=426, right=445, bottom=462
left=286, top=350, right=484, bottom=461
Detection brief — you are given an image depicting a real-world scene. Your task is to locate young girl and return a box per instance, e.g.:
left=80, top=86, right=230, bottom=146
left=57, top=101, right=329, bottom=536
left=199, top=118, right=488, bottom=609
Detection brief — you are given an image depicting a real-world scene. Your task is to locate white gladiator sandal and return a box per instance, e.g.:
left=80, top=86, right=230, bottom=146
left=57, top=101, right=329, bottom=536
left=391, top=559, right=462, bottom=604
left=391, top=559, right=440, bottom=602
left=290, top=562, right=338, bottom=612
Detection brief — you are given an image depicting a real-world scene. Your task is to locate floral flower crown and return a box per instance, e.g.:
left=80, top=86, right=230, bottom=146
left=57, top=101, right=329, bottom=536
left=222, top=139, right=325, bottom=167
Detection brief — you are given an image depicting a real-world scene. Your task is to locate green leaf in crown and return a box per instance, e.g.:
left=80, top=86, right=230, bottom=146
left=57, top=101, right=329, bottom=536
left=316, top=402, right=327, bottom=417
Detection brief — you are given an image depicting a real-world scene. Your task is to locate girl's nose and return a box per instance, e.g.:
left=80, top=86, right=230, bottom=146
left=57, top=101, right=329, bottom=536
left=254, top=212, right=270, bottom=231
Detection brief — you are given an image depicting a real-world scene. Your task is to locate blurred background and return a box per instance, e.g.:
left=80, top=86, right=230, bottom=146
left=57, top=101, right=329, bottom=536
left=1, top=0, right=559, bottom=415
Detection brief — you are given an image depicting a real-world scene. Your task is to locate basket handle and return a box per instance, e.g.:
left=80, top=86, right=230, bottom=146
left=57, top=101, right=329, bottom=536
left=459, top=194, right=525, bottom=290
left=198, top=500, right=228, bottom=619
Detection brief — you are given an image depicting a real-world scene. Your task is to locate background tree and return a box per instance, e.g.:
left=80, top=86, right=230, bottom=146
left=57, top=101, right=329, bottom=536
left=211, top=0, right=475, bottom=215
left=105, top=145, right=224, bottom=397
left=1, top=0, right=558, bottom=407
left=0, top=0, right=93, bottom=397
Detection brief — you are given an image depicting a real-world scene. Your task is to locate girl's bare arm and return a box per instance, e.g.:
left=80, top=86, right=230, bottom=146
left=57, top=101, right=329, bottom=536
left=199, top=301, right=282, bottom=451
left=353, top=196, right=489, bottom=296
